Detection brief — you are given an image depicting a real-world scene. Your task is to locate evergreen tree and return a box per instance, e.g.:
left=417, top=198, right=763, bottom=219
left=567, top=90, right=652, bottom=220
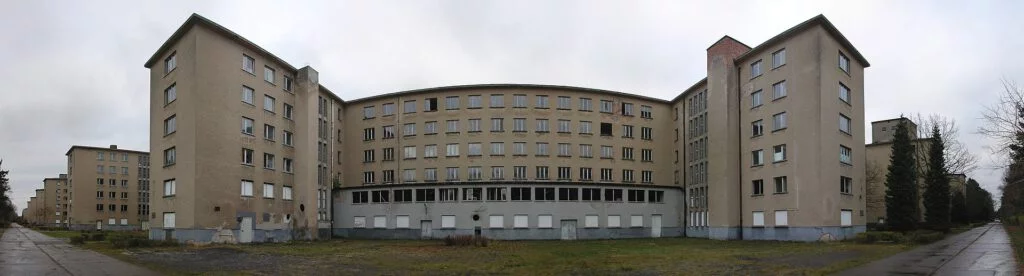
left=886, top=118, right=920, bottom=231
left=966, top=179, right=995, bottom=223
left=0, top=160, right=14, bottom=226
left=923, top=126, right=951, bottom=230
left=951, top=190, right=968, bottom=224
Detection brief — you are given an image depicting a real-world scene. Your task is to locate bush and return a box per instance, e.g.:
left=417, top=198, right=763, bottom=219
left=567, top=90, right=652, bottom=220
left=69, top=236, right=85, bottom=245
left=443, top=235, right=489, bottom=247
left=905, top=230, right=945, bottom=244
left=854, top=231, right=903, bottom=243
left=89, top=233, right=106, bottom=241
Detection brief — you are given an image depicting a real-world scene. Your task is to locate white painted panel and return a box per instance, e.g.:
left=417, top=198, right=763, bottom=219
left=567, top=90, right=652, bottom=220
left=538, top=215, right=553, bottom=228
left=374, top=216, right=387, bottom=228
left=513, top=215, right=528, bottom=228
left=120, top=219, right=128, bottom=225
left=396, top=216, right=410, bottom=229
left=631, top=215, right=643, bottom=227
left=163, top=213, right=175, bottom=228
left=841, top=210, right=852, bottom=226
left=608, top=215, right=621, bottom=228
left=489, top=215, right=503, bottom=228
left=584, top=215, right=599, bottom=228
left=753, top=211, right=765, bottom=226
left=354, top=216, right=366, bottom=228
left=442, top=215, right=455, bottom=228
left=775, top=211, right=788, bottom=226
left=651, top=215, right=662, bottom=238
left=108, top=218, right=115, bottom=225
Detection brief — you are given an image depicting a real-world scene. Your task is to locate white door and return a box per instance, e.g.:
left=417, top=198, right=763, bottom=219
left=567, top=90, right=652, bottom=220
left=239, top=217, right=253, bottom=243
left=560, top=220, right=577, bottom=240
left=96, top=220, right=102, bottom=230
left=420, top=220, right=432, bottom=239
left=651, top=215, right=662, bottom=238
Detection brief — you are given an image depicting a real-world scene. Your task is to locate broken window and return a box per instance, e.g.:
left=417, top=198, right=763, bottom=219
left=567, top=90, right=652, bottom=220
left=600, top=123, right=613, bottom=136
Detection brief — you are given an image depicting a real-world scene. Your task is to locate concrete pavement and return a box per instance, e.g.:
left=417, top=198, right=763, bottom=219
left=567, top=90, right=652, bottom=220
left=0, top=224, right=157, bottom=276
left=839, top=223, right=1017, bottom=276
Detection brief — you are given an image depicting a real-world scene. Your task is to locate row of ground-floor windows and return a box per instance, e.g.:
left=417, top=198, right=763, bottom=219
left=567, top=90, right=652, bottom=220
left=352, top=187, right=665, bottom=204
left=750, top=210, right=854, bottom=227
left=354, top=214, right=655, bottom=229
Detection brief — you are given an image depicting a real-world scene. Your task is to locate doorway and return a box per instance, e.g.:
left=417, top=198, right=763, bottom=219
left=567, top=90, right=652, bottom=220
left=239, top=217, right=254, bottom=243
left=560, top=220, right=577, bottom=240
left=651, top=215, right=662, bottom=238
left=420, top=220, right=432, bottom=239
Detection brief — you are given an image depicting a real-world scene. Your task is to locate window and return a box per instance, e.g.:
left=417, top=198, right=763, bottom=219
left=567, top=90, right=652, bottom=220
left=513, top=215, right=528, bottom=228
left=536, top=143, right=549, bottom=156
left=383, top=125, right=396, bottom=139
left=538, top=215, right=553, bottom=228
left=556, top=120, right=571, bottom=133
left=627, top=189, right=645, bottom=202
left=468, top=119, right=481, bottom=132
left=415, top=189, right=435, bottom=202
left=282, top=186, right=292, bottom=200
left=264, top=124, right=275, bottom=141
left=242, top=86, right=254, bottom=105
left=382, top=103, right=395, bottom=116
left=163, top=115, right=176, bottom=135
left=511, top=118, right=526, bottom=132
left=363, top=171, right=375, bottom=184
left=468, top=167, right=482, bottom=180
left=841, top=145, right=852, bottom=164
left=283, top=103, right=294, bottom=119
left=772, top=81, right=786, bottom=99
left=579, top=121, right=592, bottom=134
left=772, top=49, right=786, bottom=68
left=241, top=180, right=254, bottom=197
left=556, top=143, right=571, bottom=157
left=773, top=144, right=786, bottom=162
left=535, top=119, right=549, bottom=132
left=840, top=114, right=852, bottom=134
left=641, top=127, right=652, bottom=140
left=489, top=215, right=504, bottom=228
left=372, top=190, right=390, bottom=203
left=445, top=96, right=459, bottom=110
left=753, top=211, right=765, bottom=227
left=425, top=168, right=437, bottom=182
left=513, top=166, right=527, bottom=180
left=163, top=212, right=176, bottom=228
left=640, top=105, right=652, bottom=119
left=490, top=94, right=504, bottom=108
left=490, top=142, right=505, bottom=155
left=558, top=188, right=578, bottom=201
left=513, top=94, right=527, bottom=108
left=164, top=84, right=176, bottom=105
left=403, top=100, right=416, bottom=114
left=752, top=150, right=764, bottom=166
left=263, top=153, right=275, bottom=169
left=841, top=176, right=853, bottom=194
left=536, top=95, right=549, bottom=108
left=536, top=166, right=549, bottom=179
left=446, top=167, right=459, bottom=181
left=750, top=60, right=762, bottom=78
left=773, top=112, right=787, bottom=131
left=622, top=125, right=634, bottom=138
left=491, top=118, right=504, bottom=132
left=404, top=146, right=417, bottom=159
left=607, top=215, right=621, bottom=228
left=600, top=100, right=613, bottom=113
left=425, top=121, right=437, bottom=134
left=163, top=179, right=175, bottom=196
left=576, top=97, right=592, bottom=111
left=402, top=123, right=416, bottom=136
left=605, top=189, right=623, bottom=202
left=283, top=131, right=293, bottom=146
left=383, top=148, right=395, bottom=161
left=122, top=167, right=128, bottom=175
left=240, top=117, right=255, bottom=135
left=283, top=76, right=293, bottom=91
left=242, top=55, right=255, bottom=73
left=513, top=142, right=526, bottom=156
left=468, top=95, right=482, bottom=108
left=535, top=187, right=555, bottom=200
left=264, top=96, right=275, bottom=112
left=751, top=90, right=762, bottom=107
left=462, top=187, right=482, bottom=201
left=491, top=166, right=504, bottom=180
left=580, top=144, right=593, bottom=158
left=601, top=146, right=613, bottom=159
left=164, top=52, right=176, bottom=73
left=579, top=167, right=592, bottom=181
left=403, top=169, right=416, bottom=182
left=163, top=147, right=176, bottom=166
left=841, top=210, right=853, bottom=226
left=557, top=96, right=571, bottom=109
left=581, top=188, right=600, bottom=201
left=641, top=170, right=653, bottom=183
left=263, top=183, right=274, bottom=198
left=363, top=150, right=375, bottom=163
left=446, top=120, right=459, bottom=133
left=486, top=187, right=506, bottom=201
left=752, top=120, right=764, bottom=137
left=752, top=179, right=764, bottom=196
left=424, top=145, right=438, bottom=158
left=283, top=158, right=293, bottom=173
left=446, top=144, right=459, bottom=157
left=600, top=168, right=613, bottom=182
left=622, top=147, right=634, bottom=160
left=395, top=189, right=412, bottom=202
left=774, top=176, right=788, bottom=194
left=630, top=215, right=643, bottom=228
left=505, top=188, right=532, bottom=203
left=362, top=128, right=375, bottom=141
left=600, top=123, right=613, bottom=136
left=363, top=106, right=375, bottom=119
left=236, top=148, right=253, bottom=166
left=621, top=103, right=634, bottom=116
left=839, top=83, right=851, bottom=103
left=264, top=66, right=275, bottom=83
left=425, top=98, right=438, bottom=112
left=839, top=52, right=850, bottom=73
left=353, top=216, right=366, bottom=228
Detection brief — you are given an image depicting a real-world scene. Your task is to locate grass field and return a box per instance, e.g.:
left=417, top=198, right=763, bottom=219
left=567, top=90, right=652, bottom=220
left=1004, top=216, right=1024, bottom=271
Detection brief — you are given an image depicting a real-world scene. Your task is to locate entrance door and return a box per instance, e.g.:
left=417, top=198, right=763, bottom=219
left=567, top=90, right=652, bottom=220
left=239, top=217, right=254, bottom=243
left=420, top=220, right=432, bottom=239
left=96, top=220, right=102, bottom=230
left=651, top=215, right=662, bottom=238
left=560, top=220, right=577, bottom=240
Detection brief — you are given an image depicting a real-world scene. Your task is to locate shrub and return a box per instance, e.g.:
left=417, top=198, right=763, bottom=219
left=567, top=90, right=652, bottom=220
left=905, top=230, right=945, bottom=244
left=90, top=233, right=106, bottom=241
left=443, top=235, right=489, bottom=247
left=854, top=231, right=903, bottom=243
left=69, top=236, right=85, bottom=245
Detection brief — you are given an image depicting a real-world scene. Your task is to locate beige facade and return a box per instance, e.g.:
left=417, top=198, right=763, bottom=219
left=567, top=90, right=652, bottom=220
left=65, top=145, right=150, bottom=230
left=145, top=14, right=868, bottom=242
left=43, top=176, right=69, bottom=226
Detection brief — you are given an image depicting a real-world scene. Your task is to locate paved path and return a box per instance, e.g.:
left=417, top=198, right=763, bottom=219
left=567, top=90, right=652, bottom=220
left=840, top=223, right=1017, bottom=276
left=0, top=224, right=157, bottom=276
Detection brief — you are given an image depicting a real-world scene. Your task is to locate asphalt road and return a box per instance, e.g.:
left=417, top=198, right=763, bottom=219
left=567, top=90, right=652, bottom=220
left=840, top=223, right=1017, bottom=276
left=0, top=224, right=156, bottom=276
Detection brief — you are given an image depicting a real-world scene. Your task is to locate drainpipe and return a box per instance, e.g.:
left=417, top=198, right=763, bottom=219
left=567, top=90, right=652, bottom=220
left=736, top=64, right=744, bottom=241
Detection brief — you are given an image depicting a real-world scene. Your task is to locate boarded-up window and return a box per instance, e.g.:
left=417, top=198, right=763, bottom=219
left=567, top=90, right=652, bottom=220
left=396, top=216, right=410, bottom=229
left=489, top=215, right=503, bottom=229
left=753, top=211, right=765, bottom=227
left=585, top=215, right=599, bottom=228
left=353, top=216, right=366, bottom=228
left=441, top=215, right=455, bottom=228
left=607, top=215, right=621, bottom=228
left=631, top=215, right=643, bottom=228
left=841, top=210, right=853, bottom=226
left=163, top=213, right=175, bottom=228
left=538, top=215, right=553, bottom=228
left=374, top=216, right=387, bottom=228
left=775, top=211, right=788, bottom=227
left=513, top=215, right=528, bottom=228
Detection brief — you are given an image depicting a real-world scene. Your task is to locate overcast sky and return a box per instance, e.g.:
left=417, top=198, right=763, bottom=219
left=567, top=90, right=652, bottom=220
left=2, top=1, right=1021, bottom=215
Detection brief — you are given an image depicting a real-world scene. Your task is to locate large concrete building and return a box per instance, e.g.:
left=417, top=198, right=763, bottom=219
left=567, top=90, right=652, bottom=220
left=145, top=13, right=869, bottom=242
left=64, top=145, right=151, bottom=230
left=43, top=175, right=69, bottom=226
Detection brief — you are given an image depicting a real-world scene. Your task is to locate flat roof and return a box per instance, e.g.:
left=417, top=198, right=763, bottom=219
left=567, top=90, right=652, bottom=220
left=343, top=83, right=675, bottom=105
left=65, top=145, right=148, bottom=156
left=734, top=14, right=870, bottom=67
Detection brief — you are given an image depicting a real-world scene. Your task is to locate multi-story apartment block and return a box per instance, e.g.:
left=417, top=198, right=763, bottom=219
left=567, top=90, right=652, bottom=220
left=65, top=145, right=150, bottom=230
left=43, top=175, right=69, bottom=227
left=145, top=14, right=868, bottom=242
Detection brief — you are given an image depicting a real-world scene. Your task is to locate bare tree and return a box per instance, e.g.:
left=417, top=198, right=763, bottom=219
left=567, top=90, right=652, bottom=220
left=979, top=80, right=1024, bottom=163
left=910, top=113, right=978, bottom=174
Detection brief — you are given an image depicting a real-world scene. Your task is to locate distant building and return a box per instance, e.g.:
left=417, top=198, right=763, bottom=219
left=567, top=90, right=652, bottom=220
left=65, top=145, right=151, bottom=230
left=42, top=175, right=69, bottom=227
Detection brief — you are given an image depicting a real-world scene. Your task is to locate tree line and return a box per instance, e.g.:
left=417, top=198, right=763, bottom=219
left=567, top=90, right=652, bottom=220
left=0, top=160, right=17, bottom=226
